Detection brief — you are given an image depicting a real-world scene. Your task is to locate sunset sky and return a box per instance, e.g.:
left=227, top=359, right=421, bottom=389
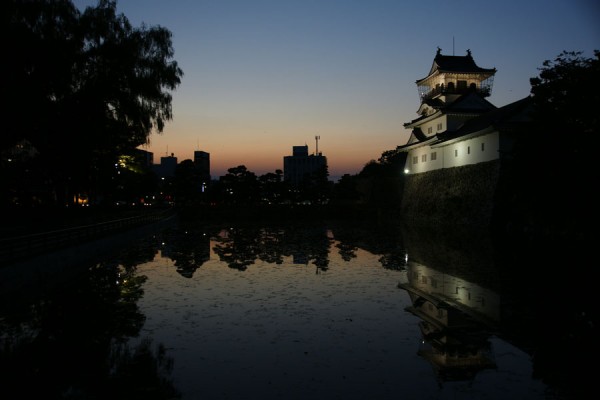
left=72, top=0, right=599, bottom=179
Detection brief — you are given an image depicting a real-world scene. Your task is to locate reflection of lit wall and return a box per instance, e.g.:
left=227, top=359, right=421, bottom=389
left=420, top=343, right=494, bottom=368
left=422, top=297, right=448, bottom=326
left=406, top=261, right=500, bottom=323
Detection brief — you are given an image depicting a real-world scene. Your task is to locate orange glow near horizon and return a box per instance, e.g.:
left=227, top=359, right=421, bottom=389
left=141, top=135, right=404, bottom=179
left=96, top=0, right=598, bottom=180
left=141, top=110, right=409, bottom=179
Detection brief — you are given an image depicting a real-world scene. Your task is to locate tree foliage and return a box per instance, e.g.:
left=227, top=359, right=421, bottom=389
left=503, top=50, right=600, bottom=237
left=218, top=165, right=259, bottom=205
left=2, top=0, right=183, bottom=206
left=358, top=148, right=406, bottom=179
left=529, top=50, right=600, bottom=136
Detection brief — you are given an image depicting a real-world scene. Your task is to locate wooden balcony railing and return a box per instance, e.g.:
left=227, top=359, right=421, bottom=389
left=420, top=86, right=491, bottom=100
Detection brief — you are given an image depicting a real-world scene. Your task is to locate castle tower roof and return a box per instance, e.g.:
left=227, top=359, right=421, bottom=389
left=415, top=48, right=497, bottom=102
left=416, top=48, right=496, bottom=85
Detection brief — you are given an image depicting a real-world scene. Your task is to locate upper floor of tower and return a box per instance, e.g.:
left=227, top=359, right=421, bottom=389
left=416, top=48, right=496, bottom=104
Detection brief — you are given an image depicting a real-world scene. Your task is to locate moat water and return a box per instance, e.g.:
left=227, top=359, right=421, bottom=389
left=0, top=220, right=592, bottom=399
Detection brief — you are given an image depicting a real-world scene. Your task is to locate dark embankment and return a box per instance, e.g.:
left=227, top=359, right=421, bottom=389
left=400, top=160, right=500, bottom=232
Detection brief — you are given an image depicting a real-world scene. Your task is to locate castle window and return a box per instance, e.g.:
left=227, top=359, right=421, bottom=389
left=421, top=154, right=427, bottom=162
left=468, top=146, right=471, bottom=154
left=455, top=149, right=458, bottom=157
left=428, top=127, right=432, bottom=134
left=437, top=123, right=443, bottom=131
left=413, top=156, right=418, bottom=164
left=431, top=152, right=437, bottom=161
left=481, top=143, right=485, bottom=151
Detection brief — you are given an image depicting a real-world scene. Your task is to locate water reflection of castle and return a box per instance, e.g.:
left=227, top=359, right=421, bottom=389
left=397, top=230, right=501, bottom=383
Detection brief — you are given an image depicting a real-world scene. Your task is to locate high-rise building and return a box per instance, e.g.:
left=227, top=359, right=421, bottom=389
left=283, top=144, right=327, bottom=186
left=194, top=150, right=211, bottom=192
left=153, top=153, right=178, bottom=178
left=194, top=151, right=210, bottom=179
left=136, top=148, right=154, bottom=167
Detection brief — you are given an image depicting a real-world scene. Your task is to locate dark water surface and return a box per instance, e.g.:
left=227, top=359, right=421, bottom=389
left=0, top=220, right=594, bottom=399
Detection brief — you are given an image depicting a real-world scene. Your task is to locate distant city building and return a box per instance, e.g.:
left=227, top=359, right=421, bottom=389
left=153, top=153, right=178, bottom=178
left=283, top=144, right=327, bottom=186
left=194, top=150, right=211, bottom=179
left=137, top=149, right=154, bottom=167
left=194, top=150, right=211, bottom=192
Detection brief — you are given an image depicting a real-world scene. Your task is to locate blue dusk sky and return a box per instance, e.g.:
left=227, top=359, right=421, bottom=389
left=73, top=0, right=599, bottom=179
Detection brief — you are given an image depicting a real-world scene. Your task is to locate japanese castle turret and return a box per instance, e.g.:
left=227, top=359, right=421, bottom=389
left=400, top=48, right=505, bottom=175
left=398, top=48, right=533, bottom=228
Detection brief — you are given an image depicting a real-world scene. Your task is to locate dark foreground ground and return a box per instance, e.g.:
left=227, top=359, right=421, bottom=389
left=1, top=203, right=382, bottom=239
left=1, top=206, right=157, bottom=239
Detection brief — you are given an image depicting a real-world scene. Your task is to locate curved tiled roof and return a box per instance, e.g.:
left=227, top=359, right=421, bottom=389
left=417, top=49, right=496, bottom=83
left=437, top=96, right=533, bottom=142
left=404, top=92, right=496, bottom=128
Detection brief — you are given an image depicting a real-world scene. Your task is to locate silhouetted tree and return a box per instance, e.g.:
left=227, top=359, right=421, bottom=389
left=503, top=50, right=599, bottom=237
left=297, top=164, right=331, bottom=204
left=218, top=165, right=259, bottom=205
left=530, top=50, right=600, bottom=136
left=358, top=148, right=406, bottom=179
left=331, top=173, right=361, bottom=205
left=258, top=169, right=289, bottom=204
left=2, top=0, right=183, bottom=206
left=336, top=148, right=405, bottom=211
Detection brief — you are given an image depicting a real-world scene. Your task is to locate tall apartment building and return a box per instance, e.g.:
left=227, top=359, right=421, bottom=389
left=283, top=145, right=327, bottom=186
left=193, top=151, right=210, bottom=177
left=194, top=150, right=211, bottom=191
left=153, top=153, right=178, bottom=178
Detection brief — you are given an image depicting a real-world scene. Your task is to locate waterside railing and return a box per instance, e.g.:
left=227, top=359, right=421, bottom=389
left=0, top=208, right=175, bottom=265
